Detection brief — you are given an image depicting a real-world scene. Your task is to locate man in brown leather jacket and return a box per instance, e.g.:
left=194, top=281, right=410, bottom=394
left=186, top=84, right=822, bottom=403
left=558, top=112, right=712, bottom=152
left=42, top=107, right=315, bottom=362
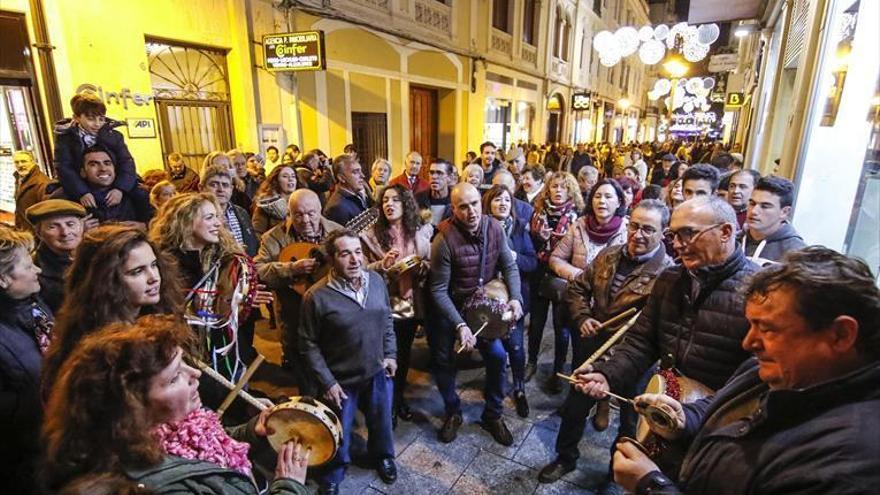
left=540, top=199, right=673, bottom=486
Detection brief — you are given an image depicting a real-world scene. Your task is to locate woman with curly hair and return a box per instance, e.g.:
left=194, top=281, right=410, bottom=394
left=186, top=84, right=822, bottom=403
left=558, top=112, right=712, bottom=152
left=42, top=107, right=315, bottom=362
left=526, top=171, right=583, bottom=383
left=0, top=226, right=53, bottom=494
left=149, top=193, right=270, bottom=392
left=42, top=224, right=183, bottom=397
left=546, top=178, right=628, bottom=392
left=252, top=164, right=298, bottom=236
left=42, top=315, right=309, bottom=494
left=360, top=183, right=432, bottom=426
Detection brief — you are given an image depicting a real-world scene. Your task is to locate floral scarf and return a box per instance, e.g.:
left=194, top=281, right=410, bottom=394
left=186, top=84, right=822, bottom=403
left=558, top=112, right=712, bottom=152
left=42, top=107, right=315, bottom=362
left=154, top=408, right=252, bottom=475
left=531, top=199, right=578, bottom=264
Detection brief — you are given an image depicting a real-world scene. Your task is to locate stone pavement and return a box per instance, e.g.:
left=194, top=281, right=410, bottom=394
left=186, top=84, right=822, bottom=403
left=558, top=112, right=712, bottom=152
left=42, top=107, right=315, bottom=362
left=249, top=314, right=626, bottom=495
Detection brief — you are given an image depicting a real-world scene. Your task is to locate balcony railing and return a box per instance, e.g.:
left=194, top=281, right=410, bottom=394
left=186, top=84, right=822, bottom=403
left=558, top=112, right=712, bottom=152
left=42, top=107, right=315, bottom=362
left=414, top=0, right=452, bottom=35
left=521, top=43, right=537, bottom=65
left=491, top=30, right=513, bottom=56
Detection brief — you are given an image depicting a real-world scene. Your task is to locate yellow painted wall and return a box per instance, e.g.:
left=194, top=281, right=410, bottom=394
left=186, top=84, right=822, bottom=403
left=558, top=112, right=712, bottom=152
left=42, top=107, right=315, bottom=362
left=3, top=0, right=259, bottom=172
left=408, top=51, right=458, bottom=83
left=297, top=72, right=319, bottom=152
left=389, top=79, right=403, bottom=170
left=325, top=69, right=348, bottom=155
left=349, top=73, right=386, bottom=114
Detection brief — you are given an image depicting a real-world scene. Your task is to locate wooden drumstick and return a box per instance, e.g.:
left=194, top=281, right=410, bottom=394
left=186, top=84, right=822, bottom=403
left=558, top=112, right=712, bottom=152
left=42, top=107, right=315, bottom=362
left=196, top=359, right=271, bottom=413
left=217, top=354, right=266, bottom=418
left=457, top=321, right=488, bottom=353
left=572, top=309, right=641, bottom=375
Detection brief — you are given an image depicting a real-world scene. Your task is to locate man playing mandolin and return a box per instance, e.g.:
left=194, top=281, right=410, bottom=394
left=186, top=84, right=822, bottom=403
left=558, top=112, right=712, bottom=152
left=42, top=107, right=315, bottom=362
left=559, top=196, right=759, bottom=489
left=254, top=189, right=342, bottom=394
left=611, top=247, right=880, bottom=495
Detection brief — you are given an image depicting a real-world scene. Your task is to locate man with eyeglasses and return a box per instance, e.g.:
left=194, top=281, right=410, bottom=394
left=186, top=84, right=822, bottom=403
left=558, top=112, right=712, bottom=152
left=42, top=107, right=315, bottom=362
left=559, top=196, right=758, bottom=489
left=540, top=200, right=674, bottom=486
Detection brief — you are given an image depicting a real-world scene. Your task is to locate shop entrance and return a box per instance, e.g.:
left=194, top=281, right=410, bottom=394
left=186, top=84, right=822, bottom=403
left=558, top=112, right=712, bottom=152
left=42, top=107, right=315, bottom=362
left=147, top=39, right=234, bottom=171
left=546, top=93, right=565, bottom=144
left=410, top=86, right=438, bottom=167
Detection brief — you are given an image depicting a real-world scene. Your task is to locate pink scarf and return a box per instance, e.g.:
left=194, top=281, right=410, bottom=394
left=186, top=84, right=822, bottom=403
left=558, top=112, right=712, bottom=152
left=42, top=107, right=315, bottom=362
left=585, top=215, right=623, bottom=244
left=154, top=408, right=252, bottom=475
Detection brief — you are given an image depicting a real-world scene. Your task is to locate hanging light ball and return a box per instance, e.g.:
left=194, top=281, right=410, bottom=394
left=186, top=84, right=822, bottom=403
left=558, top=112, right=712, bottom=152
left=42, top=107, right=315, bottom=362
left=683, top=101, right=695, bottom=113
left=683, top=40, right=710, bottom=62
left=685, top=77, right=703, bottom=94
left=655, top=78, right=672, bottom=96
left=615, top=26, right=641, bottom=56
left=701, top=103, right=712, bottom=112
left=639, top=25, right=655, bottom=42
left=600, top=48, right=622, bottom=67
left=594, top=30, right=615, bottom=53
left=697, top=23, right=721, bottom=45
left=638, top=39, right=666, bottom=65
left=703, top=77, right=716, bottom=90
left=654, top=24, right=670, bottom=40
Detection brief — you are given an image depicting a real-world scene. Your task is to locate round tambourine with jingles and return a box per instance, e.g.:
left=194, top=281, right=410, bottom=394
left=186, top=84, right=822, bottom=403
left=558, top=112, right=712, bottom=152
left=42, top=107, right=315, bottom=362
left=256, top=194, right=289, bottom=222
left=265, top=396, right=344, bottom=467
left=462, top=278, right=515, bottom=339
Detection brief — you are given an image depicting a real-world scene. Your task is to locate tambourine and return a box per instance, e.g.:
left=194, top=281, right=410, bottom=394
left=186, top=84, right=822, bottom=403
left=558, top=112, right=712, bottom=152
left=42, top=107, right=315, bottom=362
left=187, top=254, right=259, bottom=329
left=462, top=279, right=514, bottom=340
left=265, top=396, right=343, bottom=467
left=256, top=194, right=289, bottom=220
left=387, top=255, right=422, bottom=279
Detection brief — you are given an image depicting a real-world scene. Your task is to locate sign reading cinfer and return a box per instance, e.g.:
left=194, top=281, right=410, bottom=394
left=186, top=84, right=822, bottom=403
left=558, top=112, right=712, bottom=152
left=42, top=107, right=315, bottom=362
left=263, top=31, right=326, bottom=72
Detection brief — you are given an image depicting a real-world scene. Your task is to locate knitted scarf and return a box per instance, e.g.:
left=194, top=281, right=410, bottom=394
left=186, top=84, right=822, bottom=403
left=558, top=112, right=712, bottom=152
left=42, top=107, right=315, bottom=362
left=154, top=408, right=252, bottom=475
left=585, top=215, right=624, bottom=244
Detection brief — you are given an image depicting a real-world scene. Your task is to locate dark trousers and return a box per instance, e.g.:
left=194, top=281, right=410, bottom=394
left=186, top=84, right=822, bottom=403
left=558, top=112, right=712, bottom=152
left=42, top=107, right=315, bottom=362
left=392, top=318, right=418, bottom=408
left=323, top=371, right=394, bottom=485
left=528, top=292, right=579, bottom=374
left=507, top=319, right=526, bottom=392
left=555, top=366, right=655, bottom=464
left=426, top=309, right=509, bottom=420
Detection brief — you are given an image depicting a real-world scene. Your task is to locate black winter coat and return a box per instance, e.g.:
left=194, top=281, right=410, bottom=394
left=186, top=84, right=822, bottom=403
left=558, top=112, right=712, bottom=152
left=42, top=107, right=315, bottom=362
left=323, top=187, right=373, bottom=227
left=34, top=244, right=71, bottom=313
left=53, top=118, right=138, bottom=199
left=594, top=250, right=758, bottom=392
left=14, top=168, right=51, bottom=231
left=637, top=359, right=880, bottom=495
left=0, top=293, right=52, bottom=494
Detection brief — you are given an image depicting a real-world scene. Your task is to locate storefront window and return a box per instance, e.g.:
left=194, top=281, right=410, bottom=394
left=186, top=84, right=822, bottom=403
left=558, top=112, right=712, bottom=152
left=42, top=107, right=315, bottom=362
left=484, top=98, right=511, bottom=149
left=793, top=0, right=880, bottom=280
left=515, top=101, right=533, bottom=144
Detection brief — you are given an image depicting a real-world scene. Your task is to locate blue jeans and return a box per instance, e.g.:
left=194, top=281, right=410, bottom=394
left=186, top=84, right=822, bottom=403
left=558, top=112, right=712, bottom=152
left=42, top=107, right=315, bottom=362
left=322, top=371, right=394, bottom=485
left=505, top=320, right=526, bottom=392
left=426, top=309, right=510, bottom=420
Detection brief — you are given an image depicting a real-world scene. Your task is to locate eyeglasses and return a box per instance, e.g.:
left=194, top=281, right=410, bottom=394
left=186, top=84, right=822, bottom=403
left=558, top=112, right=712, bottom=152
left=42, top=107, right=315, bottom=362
left=663, top=223, right=723, bottom=245
left=627, top=222, right=659, bottom=236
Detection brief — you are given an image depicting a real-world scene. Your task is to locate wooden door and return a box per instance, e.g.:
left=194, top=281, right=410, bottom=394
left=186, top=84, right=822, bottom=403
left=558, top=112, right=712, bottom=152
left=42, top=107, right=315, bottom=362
left=351, top=112, right=387, bottom=174
left=409, top=86, right=438, bottom=177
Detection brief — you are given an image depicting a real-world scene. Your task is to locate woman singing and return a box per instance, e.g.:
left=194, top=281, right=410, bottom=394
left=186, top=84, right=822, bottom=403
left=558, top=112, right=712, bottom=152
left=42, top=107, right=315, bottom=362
left=360, top=184, right=432, bottom=426
left=546, top=178, right=628, bottom=392
left=482, top=185, right=537, bottom=417
left=252, top=164, right=298, bottom=236
left=42, top=315, right=309, bottom=494
left=43, top=224, right=183, bottom=395
left=526, top=172, right=583, bottom=384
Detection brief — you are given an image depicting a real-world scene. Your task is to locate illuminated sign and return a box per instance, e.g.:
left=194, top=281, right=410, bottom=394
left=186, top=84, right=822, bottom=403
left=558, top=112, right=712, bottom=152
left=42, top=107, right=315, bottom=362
left=126, top=118, right=156, bottom=139
left=726, top=92, right=745, bottom=107
left=572, top=92, right=591, bottom=110
left=263, top=31, right=326, bottom=72
left=76, top=84, right=154, bottom=110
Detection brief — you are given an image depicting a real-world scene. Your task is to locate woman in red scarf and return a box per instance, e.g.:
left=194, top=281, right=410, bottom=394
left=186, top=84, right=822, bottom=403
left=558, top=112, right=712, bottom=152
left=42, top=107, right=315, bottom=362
left=526, top=172, right=583, bottom=385
left=546, top=178, right=628, bottom=392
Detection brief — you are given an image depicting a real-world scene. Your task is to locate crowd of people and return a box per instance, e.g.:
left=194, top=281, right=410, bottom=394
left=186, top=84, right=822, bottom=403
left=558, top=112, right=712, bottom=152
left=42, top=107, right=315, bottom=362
left=2, top=92, right=878, bottom=495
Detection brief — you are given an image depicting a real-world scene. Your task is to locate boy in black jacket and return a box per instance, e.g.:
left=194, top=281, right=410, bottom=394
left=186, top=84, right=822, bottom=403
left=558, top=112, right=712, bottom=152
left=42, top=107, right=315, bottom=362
left=53, top=93, right=150, bottom=217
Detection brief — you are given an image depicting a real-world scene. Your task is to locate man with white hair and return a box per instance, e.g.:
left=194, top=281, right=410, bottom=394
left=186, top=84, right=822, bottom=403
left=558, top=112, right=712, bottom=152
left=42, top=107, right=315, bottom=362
left=389, top=151, right=429, bottom=195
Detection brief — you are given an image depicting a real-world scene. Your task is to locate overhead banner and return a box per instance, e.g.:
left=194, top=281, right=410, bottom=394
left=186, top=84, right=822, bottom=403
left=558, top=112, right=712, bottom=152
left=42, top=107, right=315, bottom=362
left=263, top=31, right=326, bottom=72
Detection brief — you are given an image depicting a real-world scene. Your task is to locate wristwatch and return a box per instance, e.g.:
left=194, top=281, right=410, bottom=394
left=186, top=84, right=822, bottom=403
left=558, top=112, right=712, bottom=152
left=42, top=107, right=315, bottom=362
left=636, top=470, right=675, bottom=494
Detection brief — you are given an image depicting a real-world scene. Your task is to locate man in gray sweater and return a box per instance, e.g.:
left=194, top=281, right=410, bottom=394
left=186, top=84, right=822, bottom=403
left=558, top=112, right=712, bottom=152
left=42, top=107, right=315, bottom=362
left=299, top=229, right=397, bottom=495
left=428, top=183, right=524, bottom=446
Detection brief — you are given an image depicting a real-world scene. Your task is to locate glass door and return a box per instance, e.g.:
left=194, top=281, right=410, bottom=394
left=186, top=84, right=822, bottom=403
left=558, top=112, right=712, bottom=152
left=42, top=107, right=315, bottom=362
left=1, top=84, right=47, bottom=216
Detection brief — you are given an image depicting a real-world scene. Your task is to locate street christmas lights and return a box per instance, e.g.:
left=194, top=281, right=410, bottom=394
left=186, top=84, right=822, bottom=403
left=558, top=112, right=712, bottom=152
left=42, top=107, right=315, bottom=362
left=594, top=22, right=720, bottom=68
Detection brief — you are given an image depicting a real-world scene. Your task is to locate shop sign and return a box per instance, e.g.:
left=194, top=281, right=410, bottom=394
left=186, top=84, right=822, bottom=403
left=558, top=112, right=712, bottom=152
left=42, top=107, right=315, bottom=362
left=571, top=93, right=591, bottom=110
left=76, top=84, right=154, bottom=110
left=126, top=118, right=156, bottom=138
left=263, top=31, right=326, bottom=72
left=708, top=54, right=738, bottom=73
left=725, top=92, right=745, bottom=108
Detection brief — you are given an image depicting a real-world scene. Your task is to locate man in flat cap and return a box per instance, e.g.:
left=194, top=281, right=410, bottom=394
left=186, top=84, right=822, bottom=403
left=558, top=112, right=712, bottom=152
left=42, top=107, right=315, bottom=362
left=26, top=199, right=92, bottom=312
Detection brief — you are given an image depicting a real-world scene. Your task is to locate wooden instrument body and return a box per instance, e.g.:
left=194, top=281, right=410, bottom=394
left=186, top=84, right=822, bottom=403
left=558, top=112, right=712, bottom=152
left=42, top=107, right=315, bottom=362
left=277, top=242, right=330, bottom=296
left=266, top=396, right=343, bottom=467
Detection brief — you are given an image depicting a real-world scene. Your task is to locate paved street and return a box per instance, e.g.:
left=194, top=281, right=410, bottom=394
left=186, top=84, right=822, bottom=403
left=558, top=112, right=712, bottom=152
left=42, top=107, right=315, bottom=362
left=249, top=313, right=624, bottom=495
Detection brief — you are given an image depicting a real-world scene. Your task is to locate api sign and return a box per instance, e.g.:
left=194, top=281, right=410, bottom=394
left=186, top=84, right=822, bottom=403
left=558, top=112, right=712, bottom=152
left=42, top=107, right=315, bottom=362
left=264, top=31, right=327, bottom=72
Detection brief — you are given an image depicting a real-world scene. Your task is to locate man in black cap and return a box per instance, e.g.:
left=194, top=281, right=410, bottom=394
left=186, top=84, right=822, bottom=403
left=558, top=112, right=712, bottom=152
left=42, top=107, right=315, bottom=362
left=25, top=199, right=91, bottom=312
left=650, top=153, right=678, bottom=186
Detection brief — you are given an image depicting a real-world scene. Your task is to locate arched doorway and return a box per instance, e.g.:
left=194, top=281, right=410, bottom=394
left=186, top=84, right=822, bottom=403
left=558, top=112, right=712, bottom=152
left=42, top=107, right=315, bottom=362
left=546, top=93, right=565, bottom=144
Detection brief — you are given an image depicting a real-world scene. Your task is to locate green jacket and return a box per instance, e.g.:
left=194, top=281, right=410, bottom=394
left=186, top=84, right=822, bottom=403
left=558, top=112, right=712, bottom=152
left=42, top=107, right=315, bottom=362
left=126, top=455, right=309, bottom=494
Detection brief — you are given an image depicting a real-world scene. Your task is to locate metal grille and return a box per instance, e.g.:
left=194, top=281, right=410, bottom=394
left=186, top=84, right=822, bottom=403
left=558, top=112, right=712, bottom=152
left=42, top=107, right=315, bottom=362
left=783, top=0, right=810, bottom=69
left=155, top=100, right=233, bottom=171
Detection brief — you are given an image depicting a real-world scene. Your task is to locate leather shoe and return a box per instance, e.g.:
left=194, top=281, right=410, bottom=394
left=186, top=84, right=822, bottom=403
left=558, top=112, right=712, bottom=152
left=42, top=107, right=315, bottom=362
left=592, top=399, right=610, bottom=431
left=524, top=362, right=537, bottom=382
left=514, top=391, right=530, bottom=418
left=319, top=482, right=340, bottom=495
left=438, top=413, right=463, bottom=443
left=537, top=458, right=576, bottom=483
left=481, top=417, right=514, bottom=446
left=545, top=374, right=563, bottom=394
left=397, top=403, right=414, bottom=421
left=377, top=458, right=397, bottom=484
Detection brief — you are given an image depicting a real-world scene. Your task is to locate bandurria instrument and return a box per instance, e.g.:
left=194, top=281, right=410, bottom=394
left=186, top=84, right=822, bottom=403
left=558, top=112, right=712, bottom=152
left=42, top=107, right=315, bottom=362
left=635, top=369, right=713, bottom=447
left=197, top=358, right=343, bottom=467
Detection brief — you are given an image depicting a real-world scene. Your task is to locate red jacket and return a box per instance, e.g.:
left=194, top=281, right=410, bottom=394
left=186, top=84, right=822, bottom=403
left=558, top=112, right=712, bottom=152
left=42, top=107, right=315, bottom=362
left=388, top=172, right=429, bottom=195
